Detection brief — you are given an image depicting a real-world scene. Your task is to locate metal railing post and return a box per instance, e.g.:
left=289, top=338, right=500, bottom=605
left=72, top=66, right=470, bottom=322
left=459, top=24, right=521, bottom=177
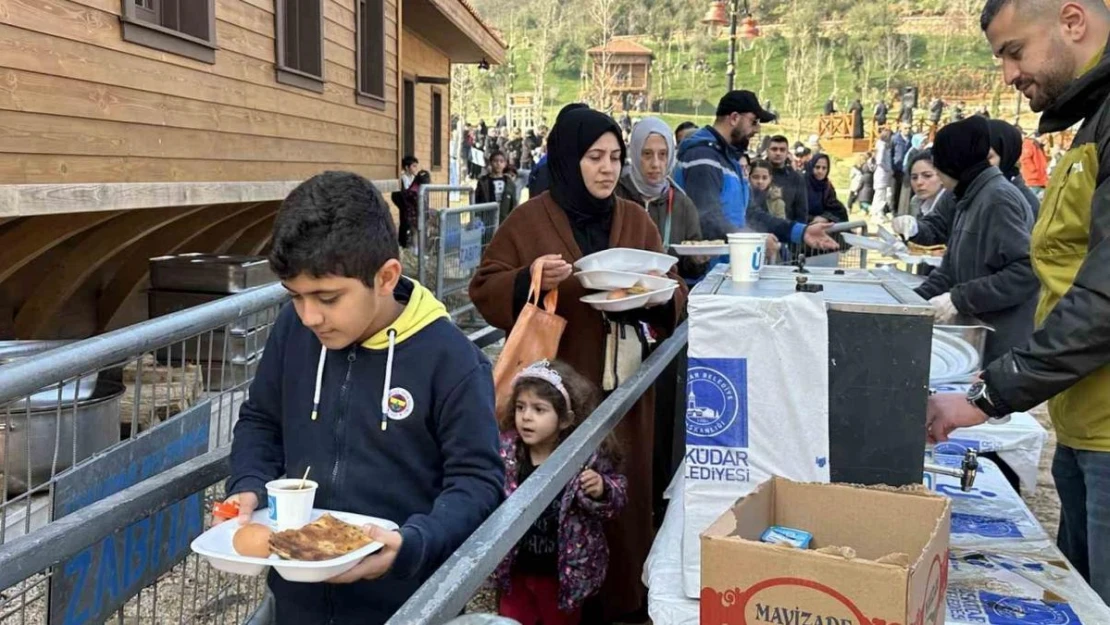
left=418, top=186, right=429, bottom=284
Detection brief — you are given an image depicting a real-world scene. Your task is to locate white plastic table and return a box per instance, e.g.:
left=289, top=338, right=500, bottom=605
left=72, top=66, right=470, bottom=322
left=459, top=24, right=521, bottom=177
left=644, top=459, right=1110, bottom=625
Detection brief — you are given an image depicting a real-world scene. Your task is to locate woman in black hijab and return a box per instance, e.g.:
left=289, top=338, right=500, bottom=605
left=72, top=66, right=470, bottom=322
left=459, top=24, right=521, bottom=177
left=546, top=107, right=626, bottom=255
left=988, top=118, right=1041, bottom=217
left=914, top=116, right=1038, bottom=362
left=804, top=153, right=849, bottom=223
left=471, top=106, right=687, bottom=623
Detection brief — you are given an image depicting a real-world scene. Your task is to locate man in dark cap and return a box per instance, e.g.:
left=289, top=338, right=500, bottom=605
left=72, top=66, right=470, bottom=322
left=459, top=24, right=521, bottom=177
left=674, top=90, right=838, bottom=252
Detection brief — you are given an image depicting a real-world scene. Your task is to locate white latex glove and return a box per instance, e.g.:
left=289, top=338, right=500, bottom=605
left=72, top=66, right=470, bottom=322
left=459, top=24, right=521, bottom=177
left=892, top=215, right=919, bottom=238
left=929, top=293, right=958, bottom=323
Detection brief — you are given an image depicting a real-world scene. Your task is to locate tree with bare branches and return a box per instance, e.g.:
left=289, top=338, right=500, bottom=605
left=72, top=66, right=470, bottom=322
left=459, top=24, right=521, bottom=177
left=585, top=0, right=620, bottom=111
left=531, top=1, right=563, bottom=117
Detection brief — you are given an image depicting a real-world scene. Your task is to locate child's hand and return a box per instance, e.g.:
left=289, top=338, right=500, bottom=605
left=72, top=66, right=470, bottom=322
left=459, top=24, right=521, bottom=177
left=580, top=469, right=605, bottom=499
left=327, top=525, right=404, bottom=583
left=213, top=492, right=258, bottom=526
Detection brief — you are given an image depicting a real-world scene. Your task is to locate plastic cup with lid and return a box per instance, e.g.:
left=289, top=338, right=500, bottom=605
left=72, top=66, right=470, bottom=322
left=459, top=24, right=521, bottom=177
left=728, top=233, right=766, bottom=283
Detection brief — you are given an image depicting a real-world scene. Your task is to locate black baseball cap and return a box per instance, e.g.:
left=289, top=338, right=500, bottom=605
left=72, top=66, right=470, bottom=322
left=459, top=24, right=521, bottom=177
left=716, top=90, right=776, bottom=123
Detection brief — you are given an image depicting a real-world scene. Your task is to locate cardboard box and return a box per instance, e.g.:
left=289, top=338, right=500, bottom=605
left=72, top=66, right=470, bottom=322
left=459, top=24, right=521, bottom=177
left=701, top=477, right=951, bottom=625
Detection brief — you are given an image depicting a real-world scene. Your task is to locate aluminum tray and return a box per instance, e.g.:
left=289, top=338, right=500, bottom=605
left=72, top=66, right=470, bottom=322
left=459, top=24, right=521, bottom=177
left=148, top=290, right=273, bottom=334
left=149, top=254, right=277, bottom=294
left=700, top=265, right=932, bottom=316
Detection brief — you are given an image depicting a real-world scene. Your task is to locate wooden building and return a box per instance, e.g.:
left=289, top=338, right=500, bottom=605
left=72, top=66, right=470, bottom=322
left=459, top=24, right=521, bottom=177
left=0, top=0, right=504, bottom=339
left=586, top=37, right=653, bottom=111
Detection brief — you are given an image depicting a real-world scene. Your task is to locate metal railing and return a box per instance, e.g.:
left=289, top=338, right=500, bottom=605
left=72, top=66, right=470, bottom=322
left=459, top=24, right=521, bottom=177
left=416, top=185, right=475, bottom=284
left=0, top=284, right=288, bottom=625
left=0, top=281, right=506, bottom=625
left=434, top=203, right=500, bottom=321
left=387, top=322, right=690, bottom=624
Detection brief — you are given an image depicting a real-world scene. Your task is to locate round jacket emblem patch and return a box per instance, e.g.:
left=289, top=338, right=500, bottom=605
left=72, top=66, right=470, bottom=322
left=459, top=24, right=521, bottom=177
left=386, top=388, right=415, bottom=420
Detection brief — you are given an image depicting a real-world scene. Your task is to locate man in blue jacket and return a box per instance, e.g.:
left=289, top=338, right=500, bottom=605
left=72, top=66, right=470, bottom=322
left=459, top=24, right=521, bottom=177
left=891, top=122, right=913, bottom=214
left=674, top=90, right=838, bottom=249
left=220, top=172, right=504, bottom=625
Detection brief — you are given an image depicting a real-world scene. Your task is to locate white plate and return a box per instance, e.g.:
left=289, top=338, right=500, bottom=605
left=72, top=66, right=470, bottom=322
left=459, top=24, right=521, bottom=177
left=574, top=271, right=677, bottom=292
left=671, top=244, right=729, bottom=256
left=574, top=248, right=678, bottom=274
left=575, top=270, right=646, bottom=291
left=896, top=252, right=944, bottom=267
left=580, top=291, right=653, bottom=312
left=841, top=233, right=890, bottom=252
left=191, top=509, right=399, bottom=582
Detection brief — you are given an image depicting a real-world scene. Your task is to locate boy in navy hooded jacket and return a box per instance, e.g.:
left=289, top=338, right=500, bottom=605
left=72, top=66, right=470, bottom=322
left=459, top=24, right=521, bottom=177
left=221, top=171, right=504, bottom=625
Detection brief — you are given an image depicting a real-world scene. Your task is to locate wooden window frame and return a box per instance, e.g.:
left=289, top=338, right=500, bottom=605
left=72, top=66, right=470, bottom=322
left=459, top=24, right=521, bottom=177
left=356, top=0, right=387, bottom=110
left=431, top=88, right=443, bottom=171
left=275, top=0, right=325, bottom=93
left=120, top=0, right=217, bottom=64
left=402, top=75, right=416, bottom=161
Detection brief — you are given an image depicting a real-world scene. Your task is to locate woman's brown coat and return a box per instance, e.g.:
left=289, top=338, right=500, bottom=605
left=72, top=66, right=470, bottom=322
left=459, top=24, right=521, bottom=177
left=470, top=191, right=687, bottom=618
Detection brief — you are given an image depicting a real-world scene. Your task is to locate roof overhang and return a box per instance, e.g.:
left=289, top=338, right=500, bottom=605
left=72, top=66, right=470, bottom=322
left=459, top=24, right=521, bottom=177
left=403, top=0, right=506, bottom=65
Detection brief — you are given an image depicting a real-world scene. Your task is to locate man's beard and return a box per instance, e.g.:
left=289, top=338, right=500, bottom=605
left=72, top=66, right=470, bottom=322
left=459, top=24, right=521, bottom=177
left=1027, top=40, right=1077, bottom=113
left=730, top=128, right=750, bottom=152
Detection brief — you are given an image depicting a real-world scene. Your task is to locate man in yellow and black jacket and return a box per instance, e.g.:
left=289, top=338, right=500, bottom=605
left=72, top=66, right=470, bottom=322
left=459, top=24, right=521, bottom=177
left=928, top=0, right=1110, bottom=603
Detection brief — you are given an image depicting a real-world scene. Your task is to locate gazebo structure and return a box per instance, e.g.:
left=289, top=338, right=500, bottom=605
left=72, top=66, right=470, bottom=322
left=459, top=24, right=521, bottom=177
left=586, top=37, right=654, bottom=112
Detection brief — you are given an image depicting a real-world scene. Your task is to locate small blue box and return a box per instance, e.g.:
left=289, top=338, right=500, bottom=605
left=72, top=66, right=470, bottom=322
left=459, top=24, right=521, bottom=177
left=760, top=525, right=813, bottom=549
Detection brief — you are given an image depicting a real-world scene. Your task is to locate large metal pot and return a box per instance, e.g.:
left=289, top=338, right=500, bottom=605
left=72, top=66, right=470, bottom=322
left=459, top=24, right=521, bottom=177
left=0, top=380, right=125, bottom=496
left=936, top=318, right=994, bottom=368
left=0, top=341, right=100, bottom=410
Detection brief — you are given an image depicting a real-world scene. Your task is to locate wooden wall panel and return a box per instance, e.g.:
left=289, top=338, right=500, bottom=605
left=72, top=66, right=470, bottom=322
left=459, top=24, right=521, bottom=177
left=0, top=155, right=393, bottom=185
left=14, top=206, right=205, bottom=337
left=0, top=0, right=406, bottom=188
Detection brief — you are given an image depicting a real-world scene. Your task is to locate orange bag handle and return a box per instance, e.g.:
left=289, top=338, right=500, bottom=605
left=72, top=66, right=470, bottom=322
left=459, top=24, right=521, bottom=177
left=527, top=258, right=560, bottom=313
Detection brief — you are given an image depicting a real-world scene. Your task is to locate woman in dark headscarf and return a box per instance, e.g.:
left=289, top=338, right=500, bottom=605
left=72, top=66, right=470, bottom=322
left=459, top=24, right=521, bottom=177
left=803, top=153, right=849, bottom=223
left=914, top=116, right=1038, bottom=363
left=471, top=107, right=687, bottom=622
left=988, top=119, right=1041, bottom=218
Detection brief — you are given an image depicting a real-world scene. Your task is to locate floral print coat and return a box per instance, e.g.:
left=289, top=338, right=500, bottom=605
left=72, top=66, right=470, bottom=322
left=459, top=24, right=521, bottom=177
left=492, top=431, right=628, bottom=611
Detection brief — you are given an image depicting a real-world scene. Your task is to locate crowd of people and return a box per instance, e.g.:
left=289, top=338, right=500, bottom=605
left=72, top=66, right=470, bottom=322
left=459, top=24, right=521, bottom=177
left=209, top=1, right=1110, bottom=624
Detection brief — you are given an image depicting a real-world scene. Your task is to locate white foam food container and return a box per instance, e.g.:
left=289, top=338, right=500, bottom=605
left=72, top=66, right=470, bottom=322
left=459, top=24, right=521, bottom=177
left=575, top=270, right=678, bottom=292
left=671, top=243, right=729, bottom=256
left=644, top=284, right=680, bottom=306
left=191, top=509, right=399, bottom=583
left=580, top=291, right=653, bottom=312
left=574, top=248, right=678, bottom=274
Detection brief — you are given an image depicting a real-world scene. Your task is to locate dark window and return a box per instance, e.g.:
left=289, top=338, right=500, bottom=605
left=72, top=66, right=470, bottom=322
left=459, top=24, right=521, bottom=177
left=357, top=0, right=386, bottom=108
left=276, top=0, right=324, bottom=92
left=431, top=90, right=443, bottom=169
left=403, top=78, right=416, bottom=160
left=121, top=0, right=216, bottom=64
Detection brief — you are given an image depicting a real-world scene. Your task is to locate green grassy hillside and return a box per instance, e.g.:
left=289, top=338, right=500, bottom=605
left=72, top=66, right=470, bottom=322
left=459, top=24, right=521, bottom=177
left=458, top=27, right=1001, bottom=129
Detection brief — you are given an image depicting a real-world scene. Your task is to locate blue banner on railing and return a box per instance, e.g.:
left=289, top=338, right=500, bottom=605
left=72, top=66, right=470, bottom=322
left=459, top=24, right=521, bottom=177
left=49, top=401, right=211, bottom=625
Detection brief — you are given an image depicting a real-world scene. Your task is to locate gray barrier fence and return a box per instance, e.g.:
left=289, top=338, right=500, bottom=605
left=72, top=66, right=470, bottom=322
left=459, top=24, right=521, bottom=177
left=416, top=185, right=475, bottom=284
left=434, top=203, right=500, bottom=321
left=0, top=281, right=504, bottom=625
left=0, top=284, right=290, bottom=625
left=780, top=220, right=870, bottom=269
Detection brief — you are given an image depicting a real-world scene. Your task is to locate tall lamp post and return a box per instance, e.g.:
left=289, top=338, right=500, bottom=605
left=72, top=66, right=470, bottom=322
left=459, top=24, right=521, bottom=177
left=701, top=0, right=760, bottom=92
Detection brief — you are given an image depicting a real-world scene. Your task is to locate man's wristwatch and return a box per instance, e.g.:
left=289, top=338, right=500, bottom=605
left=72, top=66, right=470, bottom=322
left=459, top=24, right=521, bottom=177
left=967, top=381, right=1011, bottom=425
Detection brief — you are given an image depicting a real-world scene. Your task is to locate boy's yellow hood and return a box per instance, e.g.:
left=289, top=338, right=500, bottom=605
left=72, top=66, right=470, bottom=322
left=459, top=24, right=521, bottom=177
left=361, top=279, right=449, bottom=350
